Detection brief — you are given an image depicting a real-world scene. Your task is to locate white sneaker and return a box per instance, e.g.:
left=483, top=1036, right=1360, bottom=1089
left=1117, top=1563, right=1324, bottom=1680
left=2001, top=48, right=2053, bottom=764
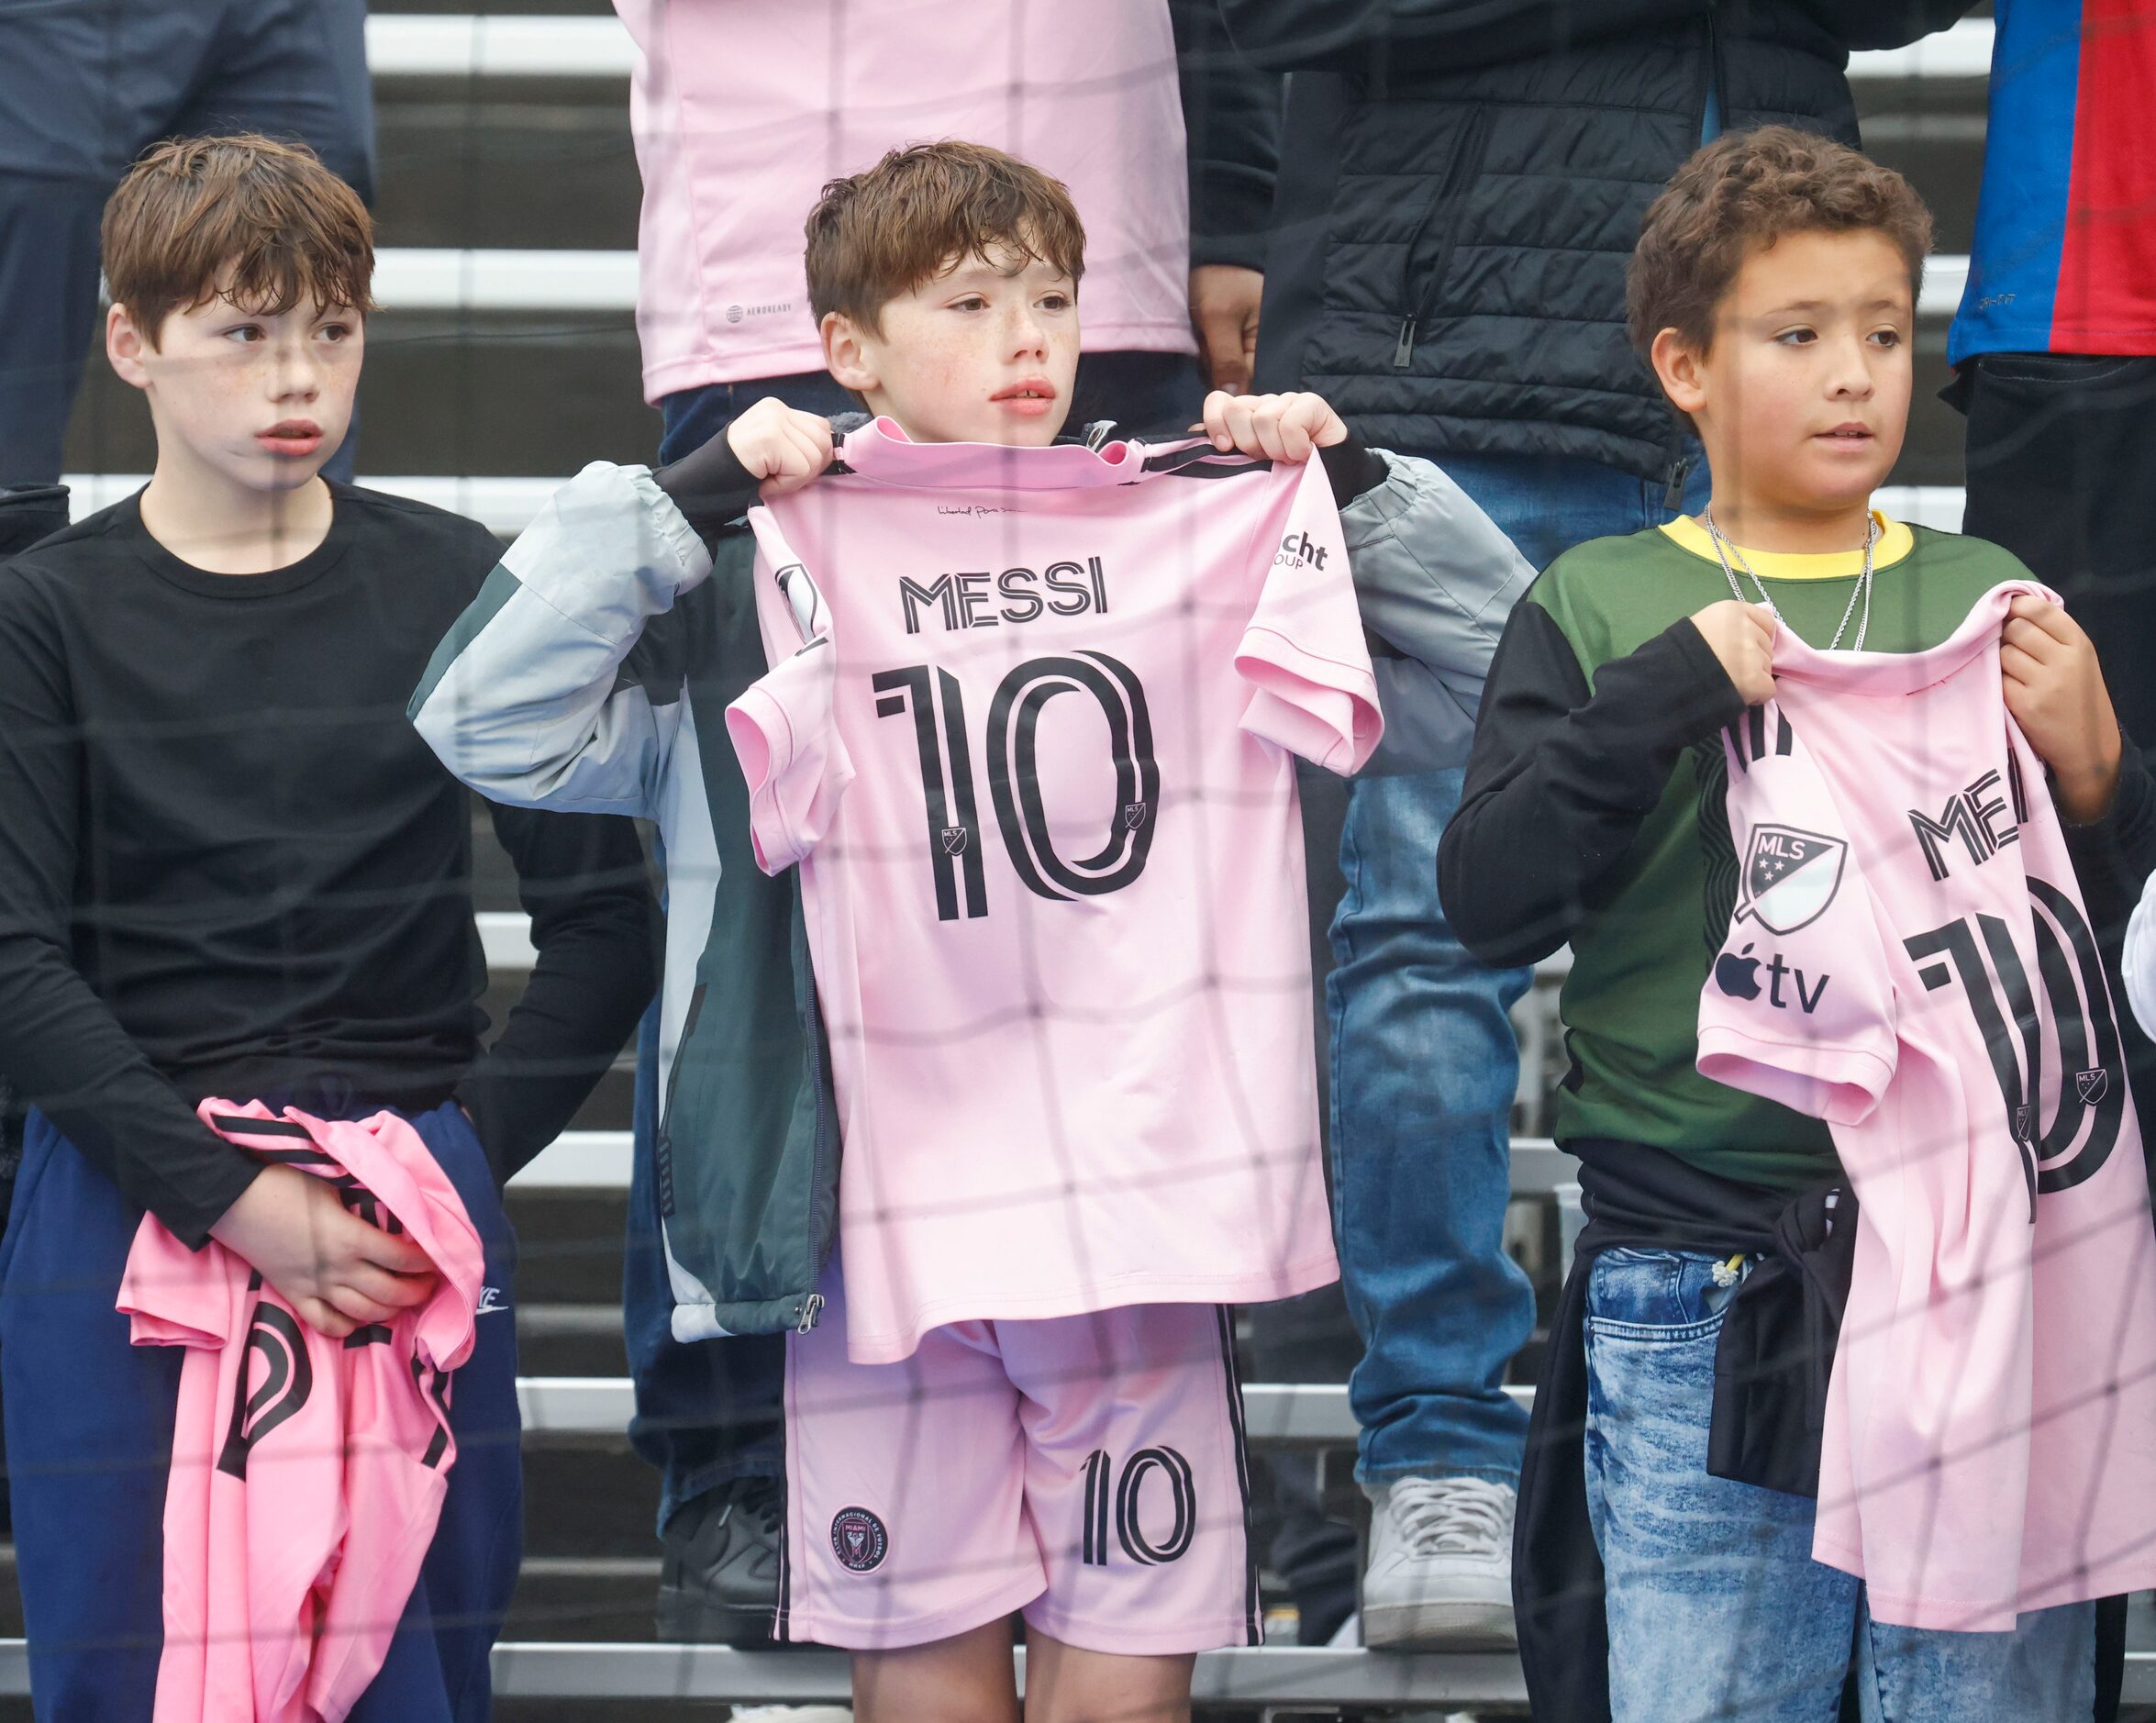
left=729, top=1708, right=853, bottom=1721
left=1361, top=1475, right=1518, bottom=1650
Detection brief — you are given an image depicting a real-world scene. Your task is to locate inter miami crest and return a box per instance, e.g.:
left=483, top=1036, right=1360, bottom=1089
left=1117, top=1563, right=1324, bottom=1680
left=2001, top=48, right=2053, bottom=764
left=830, top=1506, right=889, bottom=1573
left=1736, top=824, right=1847, bottom=935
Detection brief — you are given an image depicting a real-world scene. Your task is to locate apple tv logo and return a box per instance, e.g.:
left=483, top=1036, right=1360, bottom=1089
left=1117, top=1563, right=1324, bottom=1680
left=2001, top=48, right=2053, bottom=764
left=1716, top=943, right=1763, bottom=1001
left=1714, top=941, right=1829, bottom=1014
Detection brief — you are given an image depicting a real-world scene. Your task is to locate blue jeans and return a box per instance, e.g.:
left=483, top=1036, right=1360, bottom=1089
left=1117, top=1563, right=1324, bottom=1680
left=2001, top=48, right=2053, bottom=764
left=627, top=352, right=1205, bottom=1530
left=1328, top=449, right=1709, bottom=1486
left=1584, top=1247, right=2094, bottom=1723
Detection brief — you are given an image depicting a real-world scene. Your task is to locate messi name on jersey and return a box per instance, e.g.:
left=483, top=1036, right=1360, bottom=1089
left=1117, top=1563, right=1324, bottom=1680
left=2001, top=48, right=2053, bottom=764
left=899, top=559, right=1111, bottom=633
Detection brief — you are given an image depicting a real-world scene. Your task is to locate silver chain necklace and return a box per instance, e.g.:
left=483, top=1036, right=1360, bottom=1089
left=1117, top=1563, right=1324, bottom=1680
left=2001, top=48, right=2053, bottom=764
left=1700, top=509, right=1879, bottom=651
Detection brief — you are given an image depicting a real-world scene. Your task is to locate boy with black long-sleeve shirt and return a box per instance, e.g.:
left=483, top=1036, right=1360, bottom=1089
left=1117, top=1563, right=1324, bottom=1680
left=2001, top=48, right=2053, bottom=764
left=0, top=137, right=656, bottom=1718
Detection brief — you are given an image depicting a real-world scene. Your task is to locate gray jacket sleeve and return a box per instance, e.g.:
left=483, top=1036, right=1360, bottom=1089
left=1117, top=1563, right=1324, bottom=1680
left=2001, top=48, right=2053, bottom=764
left=1339, top=449, right=1535, bottom=775
left=408, top=461, right=711, bottom=816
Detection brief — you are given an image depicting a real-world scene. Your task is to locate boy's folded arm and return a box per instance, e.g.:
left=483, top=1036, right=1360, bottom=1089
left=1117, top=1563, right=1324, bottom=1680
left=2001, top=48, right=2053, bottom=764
left=0, top=601, right=259, bottom=1247
left=0, top=928, right=260, bottom=1246
left=1438, top=601, right=1745, bottom=968
left=455, top=804, right=660, bottom=1185
left=1336, top=447, right=1535, bottom=713
left=408, top=461, right=717, bottom=817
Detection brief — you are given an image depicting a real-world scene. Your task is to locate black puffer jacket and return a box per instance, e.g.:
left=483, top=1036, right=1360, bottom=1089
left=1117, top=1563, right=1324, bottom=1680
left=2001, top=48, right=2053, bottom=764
left=1227, top=0, right=1971, bottom=483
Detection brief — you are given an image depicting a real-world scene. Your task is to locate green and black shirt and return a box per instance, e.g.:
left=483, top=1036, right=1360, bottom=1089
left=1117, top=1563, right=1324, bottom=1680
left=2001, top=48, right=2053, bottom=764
left=1439, top=514, right=2054, bottom=1192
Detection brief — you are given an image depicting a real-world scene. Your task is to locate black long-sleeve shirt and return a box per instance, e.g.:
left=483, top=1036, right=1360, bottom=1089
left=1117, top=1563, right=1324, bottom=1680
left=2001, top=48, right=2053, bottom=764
left=0, top=484, right=658, bottom=1246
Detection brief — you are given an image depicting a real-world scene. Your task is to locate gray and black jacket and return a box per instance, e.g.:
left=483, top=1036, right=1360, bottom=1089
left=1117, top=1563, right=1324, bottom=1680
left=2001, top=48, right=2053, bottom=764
left=412, top=433, right=1531, bottom=1338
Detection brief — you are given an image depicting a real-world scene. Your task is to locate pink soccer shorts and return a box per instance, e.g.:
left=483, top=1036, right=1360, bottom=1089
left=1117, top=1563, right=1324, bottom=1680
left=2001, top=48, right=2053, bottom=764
left=776, top=1259, right=1262, bottom=1654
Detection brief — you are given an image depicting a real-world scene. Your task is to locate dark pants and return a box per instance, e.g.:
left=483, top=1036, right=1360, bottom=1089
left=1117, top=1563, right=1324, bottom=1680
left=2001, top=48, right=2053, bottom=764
left=1955, top=352, right=2156, bottom=744
left=0, top=0, right=374, bottom=486
left=625, top=351, right=1205, bottom=1531
left=0, top=1103, right=522, bottom=1721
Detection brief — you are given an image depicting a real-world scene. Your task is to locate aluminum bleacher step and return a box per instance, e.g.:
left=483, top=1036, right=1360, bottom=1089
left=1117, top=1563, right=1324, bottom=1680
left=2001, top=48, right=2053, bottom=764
left=362, top=11, right=1996, bottom=83
left=506, top=1128, right=1576, bottom=1196
left=60, top=474, right=1975, bottom=539
left=514, top=1375, right=1524, bottom=1444
left=97, top=244, right=1984, bottom=320
left=5, top=1640, right=2156, bottom=1713
left=490, top=1641, right=1537, bottom=1709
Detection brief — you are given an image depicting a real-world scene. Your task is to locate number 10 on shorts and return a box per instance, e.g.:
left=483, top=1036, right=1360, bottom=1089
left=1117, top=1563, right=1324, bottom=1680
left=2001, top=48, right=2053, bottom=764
left=1082, top=1445, right=1196, bottom=1567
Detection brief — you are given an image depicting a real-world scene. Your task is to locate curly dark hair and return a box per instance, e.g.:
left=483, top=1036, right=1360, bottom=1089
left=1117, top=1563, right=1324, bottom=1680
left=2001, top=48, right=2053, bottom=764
left=1627, top=126, right=1933, bottom=360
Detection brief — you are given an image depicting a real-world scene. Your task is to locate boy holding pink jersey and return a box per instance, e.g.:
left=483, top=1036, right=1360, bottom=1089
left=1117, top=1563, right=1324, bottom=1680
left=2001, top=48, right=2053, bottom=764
left=415, top=140, right=1531, bottom=1721
left=1440, top=128, right=2155, bottom=1720
left=0, top=137, right=656, bottom=1720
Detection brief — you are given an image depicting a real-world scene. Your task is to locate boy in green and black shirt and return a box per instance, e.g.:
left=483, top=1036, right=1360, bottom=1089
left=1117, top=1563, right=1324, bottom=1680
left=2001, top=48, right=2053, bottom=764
left=1439, top=128, right=2142, bottom=1720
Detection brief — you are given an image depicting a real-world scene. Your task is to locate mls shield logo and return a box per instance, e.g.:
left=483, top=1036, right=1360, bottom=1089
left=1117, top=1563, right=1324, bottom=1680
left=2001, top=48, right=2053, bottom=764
left=940, top=826, right=970, bottom=856
left=1123, top=802, right=1148, bottom=832
left=2077, top=1068, right=2110, bottom=1106
left=1736, top=825, right=1848, bottom=935
left=830, top=1506, right=889, bottom=1573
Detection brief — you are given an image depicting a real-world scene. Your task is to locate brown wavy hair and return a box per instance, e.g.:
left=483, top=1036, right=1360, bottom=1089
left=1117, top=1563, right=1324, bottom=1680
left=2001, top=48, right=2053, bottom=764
left=805, top=141, right=1085, bottom=333
left=1628, top=126, right=1933, bottom=360
left=103, top=134, right=374, bottom=349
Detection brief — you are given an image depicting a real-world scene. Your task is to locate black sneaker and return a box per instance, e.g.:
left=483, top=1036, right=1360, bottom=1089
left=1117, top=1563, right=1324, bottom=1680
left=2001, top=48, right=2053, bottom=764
left=656, top=1474, right=783, bottom=1645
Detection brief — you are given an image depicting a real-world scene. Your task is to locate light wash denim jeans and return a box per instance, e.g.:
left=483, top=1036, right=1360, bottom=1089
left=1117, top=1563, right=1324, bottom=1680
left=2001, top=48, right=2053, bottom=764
left=1584, top=1246, right=2095, bottom=1722
left=1329, top=449, right=1709, bottom=1486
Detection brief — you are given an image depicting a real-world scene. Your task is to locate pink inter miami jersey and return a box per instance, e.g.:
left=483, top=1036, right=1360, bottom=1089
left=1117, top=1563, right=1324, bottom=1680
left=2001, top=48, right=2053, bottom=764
left=1695, top=583, right=2156, bottom=1630
left=725, top=419, right=1379, bottom=1363
left=118, top=1102, right=484, bottom=1723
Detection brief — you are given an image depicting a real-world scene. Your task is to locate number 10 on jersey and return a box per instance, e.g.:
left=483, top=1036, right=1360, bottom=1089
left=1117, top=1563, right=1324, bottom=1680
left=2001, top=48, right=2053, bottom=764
left=873, top=652, right=1160, bottom=920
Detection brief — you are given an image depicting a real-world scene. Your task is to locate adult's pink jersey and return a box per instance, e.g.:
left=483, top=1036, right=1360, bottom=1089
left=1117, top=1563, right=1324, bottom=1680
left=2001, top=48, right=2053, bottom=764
left=612, top=0, right=1198, bottom=400
left=118, top=1102, right=485, bottom=1723
left=1695, top=584, right=2156, bottom=1630
left=724, top=420, right=1378, bottom=1363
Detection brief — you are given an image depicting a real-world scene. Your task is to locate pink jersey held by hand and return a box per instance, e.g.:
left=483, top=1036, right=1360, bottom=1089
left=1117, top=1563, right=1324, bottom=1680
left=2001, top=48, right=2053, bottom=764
left=724, top=419, right=1379, bottom=1362
left=118, top=1102, right=485, bottom=1723
left=1696, top=583, right=2156, bottom=1629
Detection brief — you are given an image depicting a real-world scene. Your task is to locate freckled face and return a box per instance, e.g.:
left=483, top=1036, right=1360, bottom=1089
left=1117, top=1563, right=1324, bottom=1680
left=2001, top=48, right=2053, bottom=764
left=114, top=288, right=361, bottom=491
left=824, top=249, right=1079, bottom=446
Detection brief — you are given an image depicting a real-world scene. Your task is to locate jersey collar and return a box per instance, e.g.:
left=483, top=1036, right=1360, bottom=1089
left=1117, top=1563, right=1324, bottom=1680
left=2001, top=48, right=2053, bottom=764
left=836, top=416, right=1145, bottom=491
left=1770, top=579, right=2059, bottom=695
left=1661, top=510, right=1915, bottom=579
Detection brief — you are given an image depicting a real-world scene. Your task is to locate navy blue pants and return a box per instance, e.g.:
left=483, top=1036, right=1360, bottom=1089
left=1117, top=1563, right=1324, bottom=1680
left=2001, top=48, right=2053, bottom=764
left=0, top=0, right=374, bottom=486
left=0, top=1102, right=522, bottom=1722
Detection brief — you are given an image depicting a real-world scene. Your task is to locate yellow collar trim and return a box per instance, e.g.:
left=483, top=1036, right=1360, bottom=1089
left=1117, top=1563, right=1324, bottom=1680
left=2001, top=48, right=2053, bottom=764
left=1660, top=510, right=1915, bottom=580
